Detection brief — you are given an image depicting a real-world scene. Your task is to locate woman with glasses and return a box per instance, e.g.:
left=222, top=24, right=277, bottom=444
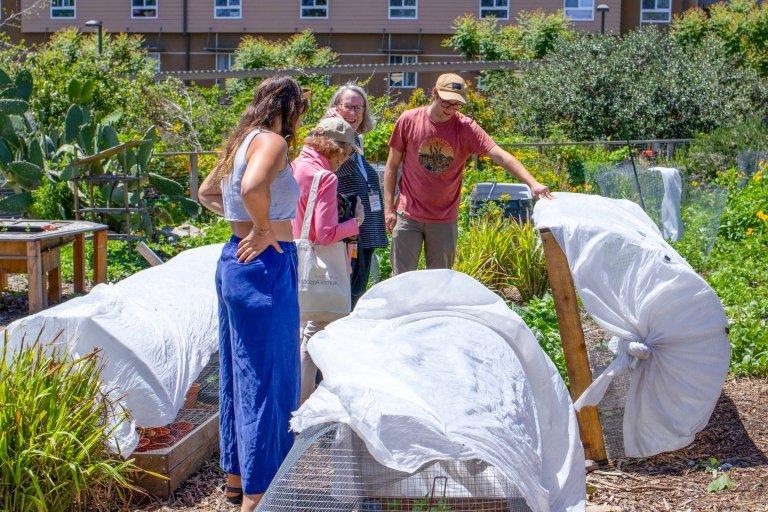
left=325, top=83, right=388, bottom=307
left=198, top=75, right=309, bottom=511
left=383, top=73, right=553, bottom=275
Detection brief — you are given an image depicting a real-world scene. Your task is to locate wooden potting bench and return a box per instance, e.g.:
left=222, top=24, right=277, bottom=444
left=0, top=220, right=108, bottom=313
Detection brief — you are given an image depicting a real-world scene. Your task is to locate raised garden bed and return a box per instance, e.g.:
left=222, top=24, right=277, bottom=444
left=132, top=355, right=220, bottom=498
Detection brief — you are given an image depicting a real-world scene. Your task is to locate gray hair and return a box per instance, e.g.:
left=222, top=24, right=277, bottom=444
left=326, top=83, right=376, bottom=134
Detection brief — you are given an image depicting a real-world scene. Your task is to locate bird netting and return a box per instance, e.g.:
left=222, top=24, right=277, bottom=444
left=257, top=423, right=533, bottom=512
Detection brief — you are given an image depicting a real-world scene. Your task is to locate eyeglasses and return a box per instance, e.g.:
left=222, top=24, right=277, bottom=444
left=440, top=100, right=463, bottom=110
left=338, top=103, right=366, bottom=113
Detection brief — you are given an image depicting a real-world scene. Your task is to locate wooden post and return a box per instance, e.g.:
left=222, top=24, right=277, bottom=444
left=92, top=229, right=108, bottom=285
left=540, top=229, right=608, bottom=463
left=26, top=240, right=44, bottom=313
left=0, top=270, right=7, bottom=291
left=189, top=153, right=199, bottom=202
left=73, top=233, right=86, bottom=293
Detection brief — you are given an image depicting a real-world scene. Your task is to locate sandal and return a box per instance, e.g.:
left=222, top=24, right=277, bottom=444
left=221, top=483, right=243, bottom=505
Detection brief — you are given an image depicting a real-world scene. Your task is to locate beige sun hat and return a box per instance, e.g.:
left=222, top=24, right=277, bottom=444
left=313, top=117, right=362, bottom=154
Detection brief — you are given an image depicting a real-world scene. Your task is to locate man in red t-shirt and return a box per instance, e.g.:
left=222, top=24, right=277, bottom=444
left=384, top=73, right=553, bottom=275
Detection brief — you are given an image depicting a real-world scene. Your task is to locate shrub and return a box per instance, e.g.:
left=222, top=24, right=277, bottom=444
left=512, top=27, right=768, bottom=140
left=0, top=332, right=140, bottom=511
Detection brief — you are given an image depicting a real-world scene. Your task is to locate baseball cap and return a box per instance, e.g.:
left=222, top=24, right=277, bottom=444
left=313, top=117, right=362, bottom=154
left=435, top=73, right=467, bottom=104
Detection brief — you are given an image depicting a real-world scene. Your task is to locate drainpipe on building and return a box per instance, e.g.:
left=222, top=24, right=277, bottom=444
left=183, top=0, right=190, bottom=72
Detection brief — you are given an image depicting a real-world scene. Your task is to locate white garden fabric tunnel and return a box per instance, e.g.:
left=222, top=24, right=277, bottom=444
left=1, top=244, right=223, bottom=455
left=262, top=270, right=586, bottom=512
left=533, top=193, right=730, bottom=458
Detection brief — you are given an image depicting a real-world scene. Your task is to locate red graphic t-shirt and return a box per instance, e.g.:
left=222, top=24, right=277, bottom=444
left=389, top=107, right=496, bottom=223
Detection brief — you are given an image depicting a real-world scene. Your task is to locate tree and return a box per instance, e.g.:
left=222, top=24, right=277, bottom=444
left=672, top=0, right=768, bottom=77
left=511, top=27, right=768, bottom=140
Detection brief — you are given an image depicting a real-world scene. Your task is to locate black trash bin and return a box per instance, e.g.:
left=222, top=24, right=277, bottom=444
left=469, top=182, right=533, bottom=222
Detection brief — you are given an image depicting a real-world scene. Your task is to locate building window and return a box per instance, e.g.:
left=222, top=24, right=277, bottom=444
left=147, top=52, right=161, bottom=72
left=132, top=0, right=158, bottom=18
left=479, top=0, right=508, bottom=19
left=389, top=0, right=416, bottom=19
left=215, top=0, right=241, bottom=19
left=389, top=55, right=417, bottom=89
left=51, top=0, right=76, bottom=19
left=564, top=0, right=594, bottom=21
left=641, top=0, right=671, bottom=23
left=216, top=53, right=234, bottom=71
left=301, top=0, right=328, bottom=18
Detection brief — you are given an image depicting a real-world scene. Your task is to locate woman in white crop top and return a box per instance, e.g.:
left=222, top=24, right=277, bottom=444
left=198, top=76, right=308, bottom=511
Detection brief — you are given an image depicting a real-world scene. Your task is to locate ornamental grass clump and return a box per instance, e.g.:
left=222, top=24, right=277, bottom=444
left=454, top=211, right=548, bottom=301
left=0, top=331, right=140, bottom=512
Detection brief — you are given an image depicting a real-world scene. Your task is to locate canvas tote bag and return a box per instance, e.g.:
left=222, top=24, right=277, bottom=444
left=296, top=171, right=351, bottom=322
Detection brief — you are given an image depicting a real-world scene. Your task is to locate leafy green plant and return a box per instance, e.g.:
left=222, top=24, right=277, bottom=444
left=512, top=294, right=568, bottom=384
left=0, top=331, right=141, bottom=511
left=701, top=457, right=736, bottom=493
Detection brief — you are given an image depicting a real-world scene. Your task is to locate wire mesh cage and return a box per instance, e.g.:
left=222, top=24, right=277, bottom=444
left=134, top=354, right=220, bottom=454
left=737, top=150, right=767, bottom=183
left=257, top=423, right=533, bottom=512
left=594, top=162, right=727, bottom=257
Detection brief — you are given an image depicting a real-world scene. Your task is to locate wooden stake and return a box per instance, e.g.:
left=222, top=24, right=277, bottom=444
left=136, top=241, right=164, bottom=267
left=0, top=270, right=7, bottom=292
left=540, top=229, right=608, bottom=463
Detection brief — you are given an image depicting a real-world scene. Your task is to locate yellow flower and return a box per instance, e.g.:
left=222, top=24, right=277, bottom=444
left=757, top=210, right=768, bottom=222
left=746, top=228, right=754, bottom=236
left=753, top=170, right=763, bottom=182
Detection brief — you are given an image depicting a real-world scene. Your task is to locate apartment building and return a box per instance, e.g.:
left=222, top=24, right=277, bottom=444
left=2, top=1, right=706, bottom=95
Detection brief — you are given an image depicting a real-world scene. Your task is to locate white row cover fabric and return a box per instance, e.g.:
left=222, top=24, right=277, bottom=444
left=651, top=166, right=684, bottom=242
left=533, top=193, right=730, bottom=457
left=2, top=244, right=223, bottom=455
left=291, top=270, right=586, bottom=512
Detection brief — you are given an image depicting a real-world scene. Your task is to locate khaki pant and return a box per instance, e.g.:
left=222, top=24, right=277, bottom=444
left=391, top=215, right=458, bottom=275
left=300, top=321, right=327, bottom=404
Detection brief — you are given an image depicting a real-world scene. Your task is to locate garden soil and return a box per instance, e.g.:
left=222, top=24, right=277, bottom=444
left=1, top=280, right=766, bottom=512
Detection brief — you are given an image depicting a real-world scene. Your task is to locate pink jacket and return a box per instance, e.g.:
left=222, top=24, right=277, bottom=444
left=291, top=145, right=358, bottom=244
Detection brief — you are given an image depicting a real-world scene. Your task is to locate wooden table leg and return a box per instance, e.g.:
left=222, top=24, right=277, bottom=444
left=26, top=240, right=44, bottom=314
left=73, top=233, right=85, bottom=293
left=541, top=230, right=608, bottom=463
left=92, top=229, right=108, bottom=285
left=47, top=250, right=61, bottom=306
